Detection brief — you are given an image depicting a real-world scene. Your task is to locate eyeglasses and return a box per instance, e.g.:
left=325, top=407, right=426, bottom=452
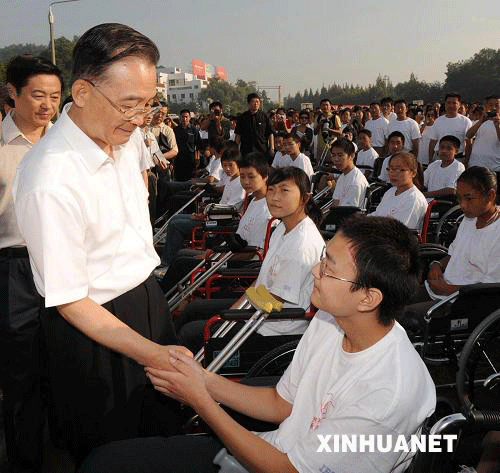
left=84, top=79, right=152, bottom=121
left=318, top=249, right=359, bottom=286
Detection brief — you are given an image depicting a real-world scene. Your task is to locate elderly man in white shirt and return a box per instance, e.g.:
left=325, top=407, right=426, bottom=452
left=13, top=23, right=187, bottom=463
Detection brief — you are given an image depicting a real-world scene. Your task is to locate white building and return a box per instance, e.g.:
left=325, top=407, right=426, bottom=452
left=157, top=66, right=208, bottom=104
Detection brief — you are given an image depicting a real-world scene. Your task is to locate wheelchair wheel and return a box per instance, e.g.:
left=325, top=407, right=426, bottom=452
left=433, top=205, right=464, bottom=247
left=245, top=339, right=299, bottom=378
left=456, top=308, right=500, bottom=413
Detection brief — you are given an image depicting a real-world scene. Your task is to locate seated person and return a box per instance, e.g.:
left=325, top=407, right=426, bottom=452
left=376, top=131, right=405, bottom=182
left=423, top=135, right=465, bottom=202
left=160, top=147, right=245, bottom=267
left=329, top=138, right=368, bottom=208
left=402, top=167, right=500, bottom=331
left=355, top=128, right=379, bottom=179
left=79, top=215, right=436, bottom=473
left=281, top=133, right=314, bottom=179
left=271, top=133, right=289, bottom=168
left=370, top=151, right=428, bottom=232
left=160, top=153, right=272, bottom=293
left=341, top=126, right=358, bottom=153
left=175, top=166, right=325, bottom=352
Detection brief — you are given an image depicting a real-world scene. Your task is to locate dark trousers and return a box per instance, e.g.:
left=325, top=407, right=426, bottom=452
left=42, top=275, right=182, bottom=465
left=0, top=250, right=44, bottom=473
left=78, top=435, right=223, bottom=473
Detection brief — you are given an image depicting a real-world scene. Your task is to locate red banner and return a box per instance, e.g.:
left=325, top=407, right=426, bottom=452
left=191, top=59, right=206, bottom=79
left=216, top=67, right=227, bottom=81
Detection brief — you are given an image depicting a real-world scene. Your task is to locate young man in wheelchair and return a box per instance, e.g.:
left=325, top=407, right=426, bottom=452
left=79, top=215, right=436, bottom=473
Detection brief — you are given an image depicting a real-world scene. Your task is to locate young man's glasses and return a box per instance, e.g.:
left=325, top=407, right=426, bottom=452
left=84, top=79, right=151, bottom=121
left=318, top=249, right=360, bottom=286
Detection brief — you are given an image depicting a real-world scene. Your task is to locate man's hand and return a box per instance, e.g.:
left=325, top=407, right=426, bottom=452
left=146, top=348, right=210, bottom=408
left=147, top=345, right=193, bottom=372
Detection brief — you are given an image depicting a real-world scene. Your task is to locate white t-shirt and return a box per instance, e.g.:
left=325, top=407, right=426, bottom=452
left=356, top=147, right=379, bottom=170
left=332, top=167, right=369, bottom=207
left=426, top=216, right=500, bottom=299
left=206, top=156, right=225, bottom=184
left=259, top=310, right=436, bottom=473
left=220, top=176, right=245, bottom=210
left=364, top=117, right=389, bottom=147
left=469, top=120, right=500, bottom=171
left=378, top=156, right=392, bottom=183
left=272, top=151, right=288, bottom=168
left=417, top=125, right=434, bottom=165
left=282, top=153, right=314, bottom=178
left=387, top=118, right=421, bottom=152
left=370, top=186, right=428, bottom=231
left=13, top=106, right=159, bottom=307
left=236, top=197, right=271, bottom=248
left=423, top=159, right=464, bottom=201
left=385, top=111, right=397, bottom=122
left=256, top=217, right=324, bottom=336
left=430, top=115, right=472, bottom=153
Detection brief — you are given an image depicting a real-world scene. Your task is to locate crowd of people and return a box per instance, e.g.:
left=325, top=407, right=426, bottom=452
left=1, top=21, right=500, bottom=473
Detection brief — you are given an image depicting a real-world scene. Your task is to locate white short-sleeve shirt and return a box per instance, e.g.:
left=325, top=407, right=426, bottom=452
left=13, top=106, right=160, bottom=307
left=370, top=185, right=428, bottom=231
left=332, top=167, right=369, bottom=207
left=255, top=217, right=324, bottom=336
left=271, top=151, right=288, bottom=168
left=282, top=153, right=314, bottom=178
left=364, top=117, right=389, bottom=147
left=219, top=176, right=245, bottom=210
left=423, top=159, right=464, bottom=198
left=259, top=310, right=436, bottom=473
left=430, top=115, right=472, bottom=153
left=356, top=147, right=379, bottom=170
left=236, top=196, right=271, bottom=248
left=469, top=120, right=500, bottom=171
left=387, top=118, right=421, bottom=152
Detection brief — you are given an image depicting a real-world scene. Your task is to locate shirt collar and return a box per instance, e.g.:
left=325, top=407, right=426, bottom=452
left=58, top=104, right=112, bottom=174
left=1, top=110, right=53, bottom=147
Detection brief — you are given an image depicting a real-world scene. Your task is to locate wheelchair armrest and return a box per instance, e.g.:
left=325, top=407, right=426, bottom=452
left=216, top=268, right=261, bottom=278
left=425, top=291, right=460, bottom=320
left=220, top=307, right=306, bottom=321
left=458, top=282, right=500, bottom=296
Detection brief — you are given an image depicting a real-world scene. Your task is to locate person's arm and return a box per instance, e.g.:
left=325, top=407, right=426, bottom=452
left=428, top=138, right=437, bottom=163
left=141, top=170, right=148, bottom=189
left=268, top=133, right=274, bottom=156
left=146, top=350, right=297, bottom=473
left=427, top=255, right=462, bottom=295
left=424, top=187, right=456, bottom=198
left=235, top=133, right=241, bottom=145
left=466, top=119, right=484, bottom=140
left=412, top=138, right=419, bottom=157
left=57, top=297, right=190, bottom=370
left=494, top=116, right=500, bottom=141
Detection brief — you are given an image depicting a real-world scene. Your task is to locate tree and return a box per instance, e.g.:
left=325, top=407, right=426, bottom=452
left=444, top=48, right=500, bottom=101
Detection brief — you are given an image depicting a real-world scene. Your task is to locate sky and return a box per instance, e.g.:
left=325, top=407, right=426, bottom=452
left=2, top=0, right=500, bottom=101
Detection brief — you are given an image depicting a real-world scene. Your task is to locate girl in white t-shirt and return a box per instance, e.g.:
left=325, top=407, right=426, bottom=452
left=176, top=166, right=325, bottom=350
left=370, top=151, right=428, bottom=231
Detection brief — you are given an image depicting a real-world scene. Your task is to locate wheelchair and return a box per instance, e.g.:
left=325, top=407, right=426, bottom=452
left=420, top=196, right=457, bottom=244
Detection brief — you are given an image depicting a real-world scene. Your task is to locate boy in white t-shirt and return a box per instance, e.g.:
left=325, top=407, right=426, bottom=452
left=387, top=99, right=421, bottom=155
left=355, top=128, right=379, bottom=179
left=271, top=133, right=288, bottom=168
left=365, top=102, right=389, bottom=156
left=423, top=135, right=465, bottom=202
left=331, top=138, right=369, bottom=207
left=80, top=215, right=435, bottom=473
left=377, top=131, right=405, bottom=183
left=281, top=132, right=314, bottom=179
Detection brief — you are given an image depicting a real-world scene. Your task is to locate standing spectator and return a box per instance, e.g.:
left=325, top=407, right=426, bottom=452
left=466, top=95, right=500, bottom=171
left=173, top=109, right=202, bottom=181
left=150, top=103, right=178, bottom=162
left=0, top=55, right=62, bottom=473
left=313, top=98, right=341, bottom=163
left=381, top=96, right=397, bottom=122
left=291, top=110, right=313, bottom=156
left=387, top=99, right=421, bottom=155
left=365, top=102, right=389, bottom=156
left=235, top=92, right=274, bottom=159
left=428, top=93, right=472, bottom=163
left=418, top=108, right=437, bottom=166
left=207, top=101, right=231, bottom=142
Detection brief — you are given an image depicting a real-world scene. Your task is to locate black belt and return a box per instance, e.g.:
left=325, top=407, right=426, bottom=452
left=0, top=246, right=29, bottom=258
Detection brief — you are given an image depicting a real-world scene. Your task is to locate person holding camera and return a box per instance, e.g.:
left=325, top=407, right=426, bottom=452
left=207, top=101, right=231, bottom=142
left=466, top=95, right=500, bottom=171
left=313, top=98, right=341, bottom=162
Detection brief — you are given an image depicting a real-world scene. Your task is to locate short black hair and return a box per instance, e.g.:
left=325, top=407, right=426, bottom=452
left=238, top=152, right=270, bottom=178
left=71, top=23, right=159, bottom=83
left=444, top=93, right=462, bottom=103
left=179, top=109, right=190, bottom=116
left=339, top=214, right=420, bottom=325
left=247, top=92, right=260, bottom=103
left=220, top=146, right=240, bottom=164
left=485, top=95, right=499, bottom=102
left=439, top=135, right=460, bottom=150
left=369, top=102, right=380, bottom=107
left=394, top=99, right=408, bottom=107
left=6, top=55, right=64, bottom=94
left=380, top=97, right=393, bottom=105
left=283, top=132, right=301, bottom=144
left=209, top=101, right=223, bottom=110
left=331, top=138, right=355, bottom=156
left=387, top=130, right=405, bottom=144
left=358, top=128, right=372, bottom=139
